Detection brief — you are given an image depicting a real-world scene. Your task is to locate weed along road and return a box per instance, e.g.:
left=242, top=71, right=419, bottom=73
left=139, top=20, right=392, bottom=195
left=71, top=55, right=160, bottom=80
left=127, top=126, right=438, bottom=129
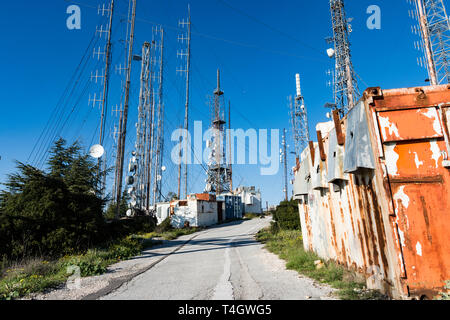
left=101, top=217, right=336, bottom=300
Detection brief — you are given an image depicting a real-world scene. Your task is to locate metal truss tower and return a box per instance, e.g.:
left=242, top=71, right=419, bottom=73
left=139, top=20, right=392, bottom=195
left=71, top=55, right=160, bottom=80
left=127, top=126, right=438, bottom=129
left=177, top=6, right=192, bottom=200
left=289, top=74, right=309, bottom=160
left=114, top=0, right=136, bottom=219
left=281, top=128, right=288, bottom=201
left=328, top=0, right=360, bottom=116
left=132, top=42, right=151, bottom=211
left=128, top=27, right=165, bottom=214
left=152, top=28, right=165, bottom=205
left=413, top=0, right=450, bottom=85
left=205, top=70, right=231, bottom=195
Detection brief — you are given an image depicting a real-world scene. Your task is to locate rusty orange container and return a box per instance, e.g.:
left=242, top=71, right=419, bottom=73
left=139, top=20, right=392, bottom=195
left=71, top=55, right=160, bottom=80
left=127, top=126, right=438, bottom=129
left=293, top=84, right=450, bottom=299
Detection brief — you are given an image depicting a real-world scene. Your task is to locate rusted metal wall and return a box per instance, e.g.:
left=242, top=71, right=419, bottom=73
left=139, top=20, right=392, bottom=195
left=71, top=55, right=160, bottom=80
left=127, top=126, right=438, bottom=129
left=293, top=85, right=450, bottom=299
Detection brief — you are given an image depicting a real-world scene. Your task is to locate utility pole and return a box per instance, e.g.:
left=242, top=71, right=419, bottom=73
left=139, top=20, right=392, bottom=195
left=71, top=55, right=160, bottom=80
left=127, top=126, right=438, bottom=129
left=282, top=128, right=288, bottom=202
left=176, top=6, right=191, bottom=200
left=327, top=0, right=359, bottom=116
left=289, top=74, right=309, bottom=161
left=114, top=0, right=136, bottom=219
left=413, top=0, right=450, bottom=85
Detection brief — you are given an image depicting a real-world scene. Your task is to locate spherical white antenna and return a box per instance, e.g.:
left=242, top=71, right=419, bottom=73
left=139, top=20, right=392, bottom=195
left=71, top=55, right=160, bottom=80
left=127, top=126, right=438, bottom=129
left=89, top=144, right=105, bottom=159
left=326, top=48, right=335, bottom=58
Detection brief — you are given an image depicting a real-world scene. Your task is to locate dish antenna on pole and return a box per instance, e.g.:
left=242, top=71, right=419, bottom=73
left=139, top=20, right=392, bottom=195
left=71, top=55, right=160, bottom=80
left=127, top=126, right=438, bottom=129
left=89, top=144, right=105, bottom=159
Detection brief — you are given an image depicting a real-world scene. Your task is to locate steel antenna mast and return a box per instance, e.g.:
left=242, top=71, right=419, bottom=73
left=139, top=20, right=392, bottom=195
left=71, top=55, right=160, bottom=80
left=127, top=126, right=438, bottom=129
left=134, top=42, right=151, bottom=210
left=145, top=40, right=157, bottom=211
left=415, top=0, right=450, bottom=84
left=282, top=128, right=288, bottom=201
left=205, top=69, right=230, bottom=195
left=290, top=74, right=309, bottom=161
left=99, top=0, right=114, bottom=150
left=114, top=0, right=136, bottom=219
left=153, top=28, right=165, bottom=204
left=177, top=5, right=191, bottom=200
left=328, top=0, right=360, bottom=116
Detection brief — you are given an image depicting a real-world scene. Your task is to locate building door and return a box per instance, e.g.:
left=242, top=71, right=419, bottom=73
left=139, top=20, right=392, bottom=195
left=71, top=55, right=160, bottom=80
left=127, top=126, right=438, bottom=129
left=376, top=106, right=450, bottom=298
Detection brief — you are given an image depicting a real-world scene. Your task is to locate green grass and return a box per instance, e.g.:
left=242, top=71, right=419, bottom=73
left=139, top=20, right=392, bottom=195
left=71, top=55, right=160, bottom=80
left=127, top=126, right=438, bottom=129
left=137, top=227, right=201, bottom=241
left=0, top=226, right=201, bottom=300
left=243, top=213, right=264, bottom=220
left=256, top=228, right=388, bottom=300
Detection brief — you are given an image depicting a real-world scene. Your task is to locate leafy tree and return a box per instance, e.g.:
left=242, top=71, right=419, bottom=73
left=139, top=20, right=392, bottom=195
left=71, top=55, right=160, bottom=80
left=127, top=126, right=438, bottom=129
left=166, top=192, right=178, bottom=201
left=0, top=139, right=106, bottom=259
left=105, top=190, right=130, bottom=220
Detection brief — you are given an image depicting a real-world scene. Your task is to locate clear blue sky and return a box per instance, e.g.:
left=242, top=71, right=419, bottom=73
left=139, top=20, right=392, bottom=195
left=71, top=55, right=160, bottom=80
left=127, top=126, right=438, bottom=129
left=0, top=0, right=434, bottom=206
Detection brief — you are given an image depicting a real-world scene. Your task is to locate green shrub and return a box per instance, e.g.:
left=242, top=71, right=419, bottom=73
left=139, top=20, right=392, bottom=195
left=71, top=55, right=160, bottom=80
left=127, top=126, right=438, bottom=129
left=155, top=217, right=173, bottom=234
left=272, top=200, right=300, bottom=231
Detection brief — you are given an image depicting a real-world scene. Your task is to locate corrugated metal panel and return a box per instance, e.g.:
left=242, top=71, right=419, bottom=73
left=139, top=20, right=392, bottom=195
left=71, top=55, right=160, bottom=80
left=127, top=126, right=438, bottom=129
left=327, top=128, right=349, bottom=184
left=293, top=148, right=312, bottom=198
left=371, top=86, right=450, bottom=298
left=344, top=101, right=375, bottom=173
left=311, top=144, right=329, bottom=190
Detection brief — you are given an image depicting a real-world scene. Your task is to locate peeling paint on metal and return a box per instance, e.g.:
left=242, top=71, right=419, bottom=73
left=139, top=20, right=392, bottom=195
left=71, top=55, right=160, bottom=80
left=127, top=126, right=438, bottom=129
left=393, top=186, right=410, bottom=209
left=385, top=144, right=400, bottom=176
left=415, top=242, right=423, bottom=257
left=430, top=140, right=441, bottom=168
left=413, top=152, right=424, bottom=168
left=420, top=108, right=442, bottom=135
left=379, top=116, right=400, bottom=139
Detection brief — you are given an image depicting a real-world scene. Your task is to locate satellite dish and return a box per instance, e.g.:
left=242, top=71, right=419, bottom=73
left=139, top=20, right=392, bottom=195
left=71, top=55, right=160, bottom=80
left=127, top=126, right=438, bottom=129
left=89, top=144, right=105, bottom=159
left=126, top=209, right=133, bottom=217
left=126, top=176, right=135, bottom=185
left=157, top=175, right=162, bottom=181
left=161, top=166, right=166, bottom=172
left=326, top=48, right=335, bottom=58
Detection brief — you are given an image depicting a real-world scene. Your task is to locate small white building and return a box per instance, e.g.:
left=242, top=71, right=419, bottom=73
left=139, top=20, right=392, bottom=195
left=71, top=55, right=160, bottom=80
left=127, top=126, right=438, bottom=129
left=155, top=202, right=171, bottom=225
left=235, top=186, right=263, bottom=215
left=169, top=194, right=218, bottom=228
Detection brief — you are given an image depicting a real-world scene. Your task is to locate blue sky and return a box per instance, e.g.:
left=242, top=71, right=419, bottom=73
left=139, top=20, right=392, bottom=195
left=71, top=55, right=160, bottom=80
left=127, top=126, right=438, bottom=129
left=0, top=0, right=434, bottom=206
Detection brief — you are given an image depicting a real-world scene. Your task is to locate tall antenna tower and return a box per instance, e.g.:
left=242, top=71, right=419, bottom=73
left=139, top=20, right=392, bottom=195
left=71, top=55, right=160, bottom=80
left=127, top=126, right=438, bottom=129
left=281, top=128, right=288, bottom=201
left=177, top=6, right=192, bottom=200
left=327, top=0, right=360, bottom=116
left=89, top=0, right=115, bottom=193
left=410, top=0, right=450, bottom=84
left=114, top=0, right=136, bottom=219
left=205, top=69, right=231, bottom=195
left=289, top=74, right=309, bottom=160
left=153, top=27, right=165, bottom=204
left=133, top=42, right=151, bottom=211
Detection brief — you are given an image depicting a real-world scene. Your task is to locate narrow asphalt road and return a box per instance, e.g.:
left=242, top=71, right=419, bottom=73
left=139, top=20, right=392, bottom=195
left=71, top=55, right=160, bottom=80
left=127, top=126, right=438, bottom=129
left=101, top=217, right=336, bottom=300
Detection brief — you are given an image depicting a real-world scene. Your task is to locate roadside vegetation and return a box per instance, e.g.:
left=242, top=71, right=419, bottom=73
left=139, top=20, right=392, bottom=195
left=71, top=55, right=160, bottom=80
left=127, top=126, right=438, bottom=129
left=243, top=212, right=265, bottom=220
left=435, top=281, right=450, bottom=300
left=0, top=139, right=199, bottom=300
left=257, top=200, right=388, bottom=300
